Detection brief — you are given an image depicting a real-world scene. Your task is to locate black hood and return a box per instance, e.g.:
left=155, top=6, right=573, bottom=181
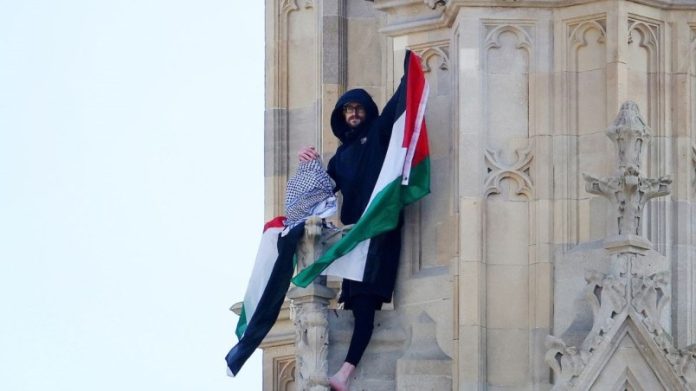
left=330, top=89, right=379, bottom=143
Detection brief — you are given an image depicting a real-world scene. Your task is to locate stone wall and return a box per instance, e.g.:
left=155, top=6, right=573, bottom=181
left=261, top=0, right=696, bottom=390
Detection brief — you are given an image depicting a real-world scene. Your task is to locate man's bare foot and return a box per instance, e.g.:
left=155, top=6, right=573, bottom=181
left=329, top=362, right=355, bottom=391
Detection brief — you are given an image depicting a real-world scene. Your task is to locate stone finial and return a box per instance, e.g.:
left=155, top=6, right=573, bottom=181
left=583, top=102, right=671, bottom=240
left=606, top=101, right=651, bottom=172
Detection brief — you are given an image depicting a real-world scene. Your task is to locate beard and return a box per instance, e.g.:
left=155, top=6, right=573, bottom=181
left=347, top=116, right=362, bottom=127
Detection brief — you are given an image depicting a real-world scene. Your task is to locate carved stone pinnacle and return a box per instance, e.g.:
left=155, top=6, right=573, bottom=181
left=606, top=101, right=651, bottom=172
left=583, top=102, right=671, bottom=238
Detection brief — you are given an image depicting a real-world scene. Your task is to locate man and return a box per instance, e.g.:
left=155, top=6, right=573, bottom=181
left=298, top=84, right=404, bottom=391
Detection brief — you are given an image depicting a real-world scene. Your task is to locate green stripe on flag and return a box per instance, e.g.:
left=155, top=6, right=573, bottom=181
left=292, top=158, right=430, bottom=287
left=235, top=305, right=247, bottom=339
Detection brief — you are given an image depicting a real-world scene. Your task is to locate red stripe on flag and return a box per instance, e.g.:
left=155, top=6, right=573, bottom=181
left=411, top=120, right=430, bottom=167
left=263, top=216, right=286, bottom=232
left=403, top=52, right=426, bottom=149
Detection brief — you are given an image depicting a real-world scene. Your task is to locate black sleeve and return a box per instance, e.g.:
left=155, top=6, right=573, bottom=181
left=372, top=75, right=406, bottom=144
left=374, top=51, right=414, bottom=143
left=326, top=156, right=340, bottom=193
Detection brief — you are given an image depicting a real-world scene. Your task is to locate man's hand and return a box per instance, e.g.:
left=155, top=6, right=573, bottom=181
left=298, top=146, right=319, bottom=162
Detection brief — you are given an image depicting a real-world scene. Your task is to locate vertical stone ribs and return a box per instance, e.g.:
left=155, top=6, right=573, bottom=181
left=692, top=145, right=696, bottom=188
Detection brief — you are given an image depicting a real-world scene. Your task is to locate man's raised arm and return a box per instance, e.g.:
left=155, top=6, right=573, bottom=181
left=374, top=53, right=411, bottom=142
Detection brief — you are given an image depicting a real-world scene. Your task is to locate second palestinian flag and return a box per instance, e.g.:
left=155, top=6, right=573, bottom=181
left=225, top=218, right=303, bottom=376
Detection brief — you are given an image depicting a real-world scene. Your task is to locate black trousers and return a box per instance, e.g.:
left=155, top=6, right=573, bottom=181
left=345, top=295, right=382, bottom=366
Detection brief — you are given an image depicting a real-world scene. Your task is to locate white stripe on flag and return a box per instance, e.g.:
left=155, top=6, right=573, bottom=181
left=242, top=227, right=283, bottom=333
left=321, top=112, right=407, bottom=282
left=368, top=113, right=407, bottom=205
left=322, top=239, right=370, bottom=281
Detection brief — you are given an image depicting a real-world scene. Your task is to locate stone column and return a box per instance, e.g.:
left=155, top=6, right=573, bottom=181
left=287, top=216, right=334, bottom=391
left=287, top=283, right=334, bottom=391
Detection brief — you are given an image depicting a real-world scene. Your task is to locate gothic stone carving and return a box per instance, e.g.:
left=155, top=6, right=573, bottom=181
left=410, top=42, right=449, bottom=73
left=546, top=258, right=696, bottom=390
left=297, top=216, right=322, bottom=272
left=485, top=23, right=533, bottom=53
left=566, top=17, right=607, bottom=136
left=290, top=299, right=330, bottom=390
left=484, top=142, right=533, bottom=199
left=545, top=102, right=696, bottom=390
left=583, top=102, right=671, bottom=237
left=287, top=219, right=337, bottom=391
left=626, top=17, right=660, bottom=128
left=280, top=0, right=298, bottom=15
left=424, top=0, right=447, bottom=10
left=274, top=356, right=297, bottom=391
left=281, top=0, right=312, bottom=13
left=482, top=22, right=534, bottom=200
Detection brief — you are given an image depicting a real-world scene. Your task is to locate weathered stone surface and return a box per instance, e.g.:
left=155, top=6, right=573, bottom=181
left=258, top=0, right=696, bottom=390
left=327, top=309, right=406, bottom=389
left=396, top=312, right=452, bottom=390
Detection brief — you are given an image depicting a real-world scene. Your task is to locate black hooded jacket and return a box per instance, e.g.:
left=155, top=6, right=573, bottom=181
left=326, top=85, right=405, bottom=306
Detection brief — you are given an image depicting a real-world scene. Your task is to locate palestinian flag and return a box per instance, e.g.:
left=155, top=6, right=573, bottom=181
left=225, top=217, right=303, bottom=376
left=292, top=50, right=430, bottom=287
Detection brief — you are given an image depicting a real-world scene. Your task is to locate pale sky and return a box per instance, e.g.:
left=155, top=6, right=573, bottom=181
left=0, top=1, right=264, bottom=389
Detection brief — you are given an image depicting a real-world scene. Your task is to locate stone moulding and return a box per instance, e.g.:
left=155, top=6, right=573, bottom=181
left=691, top=23, right=696, bottom=78
left=424, top=0, right=448, bottom=9
left=692, top=25, right=696, bottom=191
left=626, top=14, right=663, bottom=146
left=369, top=1, right=696, bottom=37
left=410, top=42, right=450, bottom=73
left=568, top=18, right=606, bottom=48
left=481, top=20, right=535, bottom=201
left=275, top=356, right=297, bottom=391
left=281, top=0, right=312, bottom=13
left=627, top=18, right=659, bottom=52
left=482, top=21, right=535, bottom=144
left=446, top=0, right=696, bottom=9
left=483, top=22, right=534, bottom=52
left=281, top=0, right=299, bottom=14
left=556, top=15, right=606, bottom=248
left=692, top=145, right=696, bottom=187
left=371, top=0, right=454, bottom=36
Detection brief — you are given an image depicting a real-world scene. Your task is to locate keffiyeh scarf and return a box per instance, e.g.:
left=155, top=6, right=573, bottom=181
left=284, top=158, right=336, bottom=229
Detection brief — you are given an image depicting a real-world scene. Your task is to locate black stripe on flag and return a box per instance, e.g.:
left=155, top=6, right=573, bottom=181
left=393, top=50, right=410, bottom=119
